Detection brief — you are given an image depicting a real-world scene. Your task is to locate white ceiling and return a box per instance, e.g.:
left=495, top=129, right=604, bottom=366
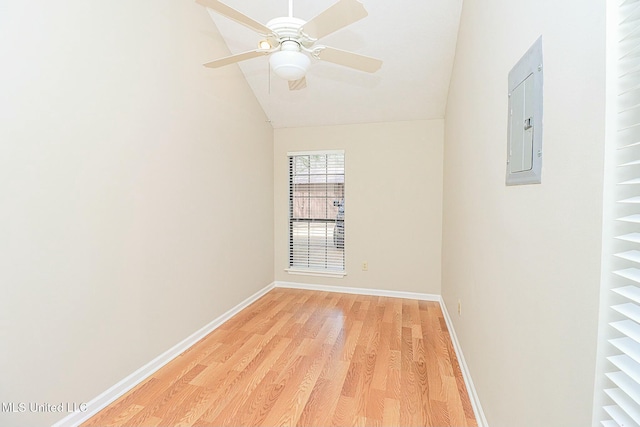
left=205, top=0, right=463, bottom=129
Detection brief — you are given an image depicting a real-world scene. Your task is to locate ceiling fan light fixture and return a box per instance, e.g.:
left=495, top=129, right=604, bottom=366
left=269, top=41, right=310, bottom=81
left=258, top=39, right=272, bottom=50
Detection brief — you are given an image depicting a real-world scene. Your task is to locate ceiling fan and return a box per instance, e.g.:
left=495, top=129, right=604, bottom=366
left=196, top=0, right=383, bottom=90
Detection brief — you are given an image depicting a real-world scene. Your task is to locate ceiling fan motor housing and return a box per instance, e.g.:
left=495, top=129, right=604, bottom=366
left=265, top=17, right=314, bottom=48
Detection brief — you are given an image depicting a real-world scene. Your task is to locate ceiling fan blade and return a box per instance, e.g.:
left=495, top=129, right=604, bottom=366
left=203, top=50, right=268, bottom=68
left=196, top=0, right=271, bottom=35
left=288, top=77, right=307, bottom=91
left=302, top=0, right=368, bottom=40
left=316, top=47, right=382, bottom=73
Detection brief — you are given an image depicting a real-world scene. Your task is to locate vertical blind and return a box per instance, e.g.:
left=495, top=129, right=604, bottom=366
left=288, top=151, right=345, bottom=273
left=600, top=1, right=640, bottom=425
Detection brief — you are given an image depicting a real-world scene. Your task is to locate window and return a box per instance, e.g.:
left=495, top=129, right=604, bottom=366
left=288, top=151, right=345, bottom=275
left=595, top=1, right=640, bottom=425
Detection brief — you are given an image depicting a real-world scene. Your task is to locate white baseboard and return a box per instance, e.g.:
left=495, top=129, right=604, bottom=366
left=276, top=280, right=488, bottom=427
left=439, top=299, right=489, bottom=427
left=274, top=280, right=441, bottom=301
left=51, top=282, right=276, bottom=427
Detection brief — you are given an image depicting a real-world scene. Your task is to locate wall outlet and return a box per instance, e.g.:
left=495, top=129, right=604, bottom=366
left=362, top=262, right=368, bottom=271
left=457, top=300, right=462, bottom=316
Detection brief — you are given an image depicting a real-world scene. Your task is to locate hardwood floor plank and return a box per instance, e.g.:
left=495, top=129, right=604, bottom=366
left=123, top=364, right=206, bottom=427
left=364, top=387, right=385, bottom=421
left=205, top=337, right=292, bottom=425
left=354, top=319, right=379, bottom=421
left=210, top=300, right=327, bottom=425
left=401, top=326, right=414, bottom=372
left=390, top=299, right=403, bottom=351
left=444, top=375, right=470, bottom=427
left=81, top=378, right=161, bottom=427
left=259, top=319, right=342, bottom=426
left=340, top=343, right=364, bottom=398
left=154, top=384, right=202, bottom=426
left=172, top=385, right=220, bottom=427
left=195, top=338, right=300, bottom=424
left=370, top=321, right=391, bottom=391
left=400, top=344, right=423, bottom=427
left=259, top=354, right=320, bottom=426
left=442, top=320, right=477, bottom=426
left=227, top=370, right=280, bottom=426
left=330, top=394, right=356, bottom=427
left=137, top=416, right=164, bottom=427
left=385, top=365, right=401, bottom=400
left=295, top=376, right=331, bottom=427
left=422, top=303, right=447, bottom=403
left=104, top=403, right=144, bottom=427
left=382, top=397, right=401, bottom=426
left=429, top=400, right=451, bottom=427
left=246, top=355, right=307, bottom=426
left=82, top=289, right=477, bottom=427
left=299, top=324, right=355, bottom=426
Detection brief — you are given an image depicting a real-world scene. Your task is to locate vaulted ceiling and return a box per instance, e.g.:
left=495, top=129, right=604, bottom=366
left=203, top=0, right=463, bottom=128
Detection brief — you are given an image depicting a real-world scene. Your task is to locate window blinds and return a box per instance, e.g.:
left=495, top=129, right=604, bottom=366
left=288, top=151, right=345, bottom=273
left=601, top=1, right=640, bottom=425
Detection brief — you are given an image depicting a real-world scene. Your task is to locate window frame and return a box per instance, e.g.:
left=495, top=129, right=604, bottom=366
left=285, top=150, right=346, bottom=278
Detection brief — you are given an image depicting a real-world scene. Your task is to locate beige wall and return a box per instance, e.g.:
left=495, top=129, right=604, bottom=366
left=274, top=120, right=443, bottom=295
left=0, top=1, right=273, bottom=426
left=441, top=1, right=605, bottom=426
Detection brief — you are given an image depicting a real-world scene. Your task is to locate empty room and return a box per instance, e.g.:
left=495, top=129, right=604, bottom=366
left=1, top=0, right=633, bottom=426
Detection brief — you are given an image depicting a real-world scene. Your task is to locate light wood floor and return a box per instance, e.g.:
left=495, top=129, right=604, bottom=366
left=82, top=288, right=477, bottom=427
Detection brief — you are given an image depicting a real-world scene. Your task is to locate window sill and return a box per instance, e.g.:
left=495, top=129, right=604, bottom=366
left=285, top=268, right=347, bottom=279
